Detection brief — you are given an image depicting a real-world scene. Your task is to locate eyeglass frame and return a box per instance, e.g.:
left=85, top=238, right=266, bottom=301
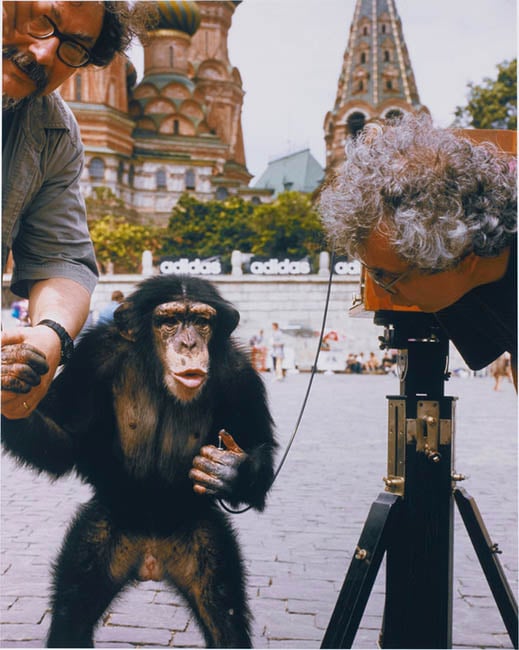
left=361, top=262, right=410, bottom=295
left=26, top=15, right=92, bottom=68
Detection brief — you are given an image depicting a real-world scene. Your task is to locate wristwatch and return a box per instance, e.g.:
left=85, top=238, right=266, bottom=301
left=37, top=319, right=74, bottom=365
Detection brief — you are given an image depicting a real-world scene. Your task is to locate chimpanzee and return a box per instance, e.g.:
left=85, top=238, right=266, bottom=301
left=1, top=275, right=277, bottom=648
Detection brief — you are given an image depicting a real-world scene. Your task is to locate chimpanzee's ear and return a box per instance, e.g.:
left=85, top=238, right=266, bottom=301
left=216, top=300, right=240, bottom=338
left=113, top=302, right=136, bottom=341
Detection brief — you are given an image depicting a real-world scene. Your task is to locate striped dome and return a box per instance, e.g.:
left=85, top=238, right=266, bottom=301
left=154, top=1, right=201, bottom=35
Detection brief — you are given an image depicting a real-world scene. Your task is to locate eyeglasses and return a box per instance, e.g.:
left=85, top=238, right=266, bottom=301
left=361, top=263, right=409, bottom=295
left=26, top=15, right=91, bottom=68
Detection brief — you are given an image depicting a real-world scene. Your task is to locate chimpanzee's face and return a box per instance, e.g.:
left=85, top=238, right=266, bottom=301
left=152, top=300, right=216, bottom=402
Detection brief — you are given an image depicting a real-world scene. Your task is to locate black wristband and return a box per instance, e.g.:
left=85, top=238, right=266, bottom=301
left=37, top=319, right=74, bottom=365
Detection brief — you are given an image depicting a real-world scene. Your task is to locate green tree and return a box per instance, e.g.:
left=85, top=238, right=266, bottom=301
left=161, top=194, right=255, bottom=264
left=454, top=59, right=517, bottom=129
left=85, top=186, right=140, bottom=222
left=250, top=191, right=325, bottom=259
left=89, top=190, right=326, bottom=272
left=89, top=215, right=162, bottom=273
left=86, top=187, right=163, bottom=273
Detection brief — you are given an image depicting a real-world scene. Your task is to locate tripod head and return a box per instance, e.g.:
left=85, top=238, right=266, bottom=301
left=374, top=310, right=450, bottom=398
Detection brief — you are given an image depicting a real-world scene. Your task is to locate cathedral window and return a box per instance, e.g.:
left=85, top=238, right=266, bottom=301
left=128, top=164, right=135, bottom=188
left=347, top=112, right=366, bottom=138
left=117, top=161, right=124, bottom=184
left=358, top=81, right=364, bottom=91
left=381, top=24, right=387, bottom=34
left=156, top=169, right=167, bottom=190
left=386, top=79, right=393, bottom=90
left=360, top=52, right=366, bottom=64
left=185, top=169, right=196, bottom=190
left=384, top=50, right=390, bottom=62
left=362, top=26, right=368, bottom=36
left=75, top=75, right=81, bottom=100
left=108, top=81, right=116, bottom=107
left=173, top=119, right=180, bottom=135
left=216, top=187, right=229, bottom=200
left=385, top=109, right=403, bottom=122
left=89, top=157, right=105, bottom=181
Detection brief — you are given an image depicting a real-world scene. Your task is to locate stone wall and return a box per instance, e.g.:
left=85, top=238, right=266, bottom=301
left=2, top=272, right=467, bottom=371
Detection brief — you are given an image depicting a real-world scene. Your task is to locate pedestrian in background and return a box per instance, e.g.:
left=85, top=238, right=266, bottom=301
left=97, top=290, right=125, bottom=324
left=270, top=322, right=285, bottom=381
left=250, top=328, right=267, bottom=372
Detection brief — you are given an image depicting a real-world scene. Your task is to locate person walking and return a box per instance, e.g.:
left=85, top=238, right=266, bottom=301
left=270, top=322, right=285, bottom=381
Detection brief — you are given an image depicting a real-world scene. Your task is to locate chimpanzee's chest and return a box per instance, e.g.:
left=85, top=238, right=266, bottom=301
left=112, top=386, right=215, bottom=482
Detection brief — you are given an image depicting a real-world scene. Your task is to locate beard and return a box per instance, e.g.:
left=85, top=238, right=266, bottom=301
left=2, top=94, right=25, bottom=111
left=2, top=46, right=48, bottom=111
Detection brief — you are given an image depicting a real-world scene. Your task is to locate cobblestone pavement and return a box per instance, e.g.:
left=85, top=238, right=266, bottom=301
left=1, top=372, right=517, bottom=649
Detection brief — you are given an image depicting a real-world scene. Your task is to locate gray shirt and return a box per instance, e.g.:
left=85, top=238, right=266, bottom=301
left=2, top=92, right=98, bottom=298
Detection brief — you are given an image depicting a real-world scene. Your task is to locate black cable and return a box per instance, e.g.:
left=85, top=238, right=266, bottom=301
left=219, top=250, right=336, bottom=515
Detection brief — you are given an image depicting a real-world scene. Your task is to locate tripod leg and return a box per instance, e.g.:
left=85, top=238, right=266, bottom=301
left=454, top=487, right=518, bottom=649
left=321, top=492, right=400, bottom=649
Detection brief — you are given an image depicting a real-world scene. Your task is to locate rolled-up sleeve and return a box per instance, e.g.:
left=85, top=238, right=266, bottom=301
left=9, top=97, right=98, bottom=298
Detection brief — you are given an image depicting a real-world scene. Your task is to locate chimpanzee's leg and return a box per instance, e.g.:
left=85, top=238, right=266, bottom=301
left=46, top=499, right=132, bottom=648
left=164, top=507, right=252, bottom=648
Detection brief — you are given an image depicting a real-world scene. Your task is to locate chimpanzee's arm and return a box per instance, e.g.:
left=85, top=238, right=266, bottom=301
left=1, top=408, right=76, bottom=478
left=1, top=333, right=105, bottom=478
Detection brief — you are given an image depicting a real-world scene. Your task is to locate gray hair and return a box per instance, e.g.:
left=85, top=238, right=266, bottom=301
left=318, top=112, right=517, bottom=272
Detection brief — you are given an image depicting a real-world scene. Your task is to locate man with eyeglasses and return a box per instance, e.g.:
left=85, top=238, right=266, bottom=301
left=318, top=113, right=517, bottom=387
left=1, top=2, right=152, bottom=420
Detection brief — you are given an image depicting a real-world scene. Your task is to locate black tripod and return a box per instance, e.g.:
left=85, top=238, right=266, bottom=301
left=321, top=311, right=518, bottom=649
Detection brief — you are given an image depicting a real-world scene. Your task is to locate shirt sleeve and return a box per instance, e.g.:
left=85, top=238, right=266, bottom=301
left=10, top=113, right=98, bottom=298
left=434, top=239, right=517, bottom=370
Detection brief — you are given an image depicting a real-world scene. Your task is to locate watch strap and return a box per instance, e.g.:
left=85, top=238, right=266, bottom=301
left=37, top=319, right=74, bottom=365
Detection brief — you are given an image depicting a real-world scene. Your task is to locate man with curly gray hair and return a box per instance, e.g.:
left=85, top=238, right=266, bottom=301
left=318, top=112, right=517, bottom=384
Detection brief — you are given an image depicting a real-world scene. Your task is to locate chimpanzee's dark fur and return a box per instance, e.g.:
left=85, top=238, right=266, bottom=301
left=2, top=275, right=277, bottom=648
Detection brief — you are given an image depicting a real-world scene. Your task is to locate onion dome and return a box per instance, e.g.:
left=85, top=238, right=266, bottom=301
left=154, top=1, right=201, bottom=36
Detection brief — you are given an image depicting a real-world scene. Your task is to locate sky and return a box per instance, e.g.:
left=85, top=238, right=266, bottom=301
left=130, top=0, right=517, bottom=182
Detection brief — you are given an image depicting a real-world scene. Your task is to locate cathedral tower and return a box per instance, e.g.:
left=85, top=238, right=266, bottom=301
left=324, top=0, right=428, bottom=173
left=60, top=1, right=254, bottom=224
left=127, top=0, right=251, bottom=220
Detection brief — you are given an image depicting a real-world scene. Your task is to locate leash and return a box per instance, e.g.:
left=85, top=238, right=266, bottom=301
left=220, top=251, right=336, bottom=514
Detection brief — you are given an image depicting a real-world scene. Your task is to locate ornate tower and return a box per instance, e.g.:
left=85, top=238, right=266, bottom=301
left=324, top=0, right=428, bottom=173
left=189, top=1, right=248, bottom=178
left=128, top=0, right=251, bottom=220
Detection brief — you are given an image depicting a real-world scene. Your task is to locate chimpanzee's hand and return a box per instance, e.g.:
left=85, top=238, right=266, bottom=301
left=1, top=327, right=59, bottom=420
left=1, top=333, right=49, bottom=394
left=189, top=430, right=247, bottom=497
